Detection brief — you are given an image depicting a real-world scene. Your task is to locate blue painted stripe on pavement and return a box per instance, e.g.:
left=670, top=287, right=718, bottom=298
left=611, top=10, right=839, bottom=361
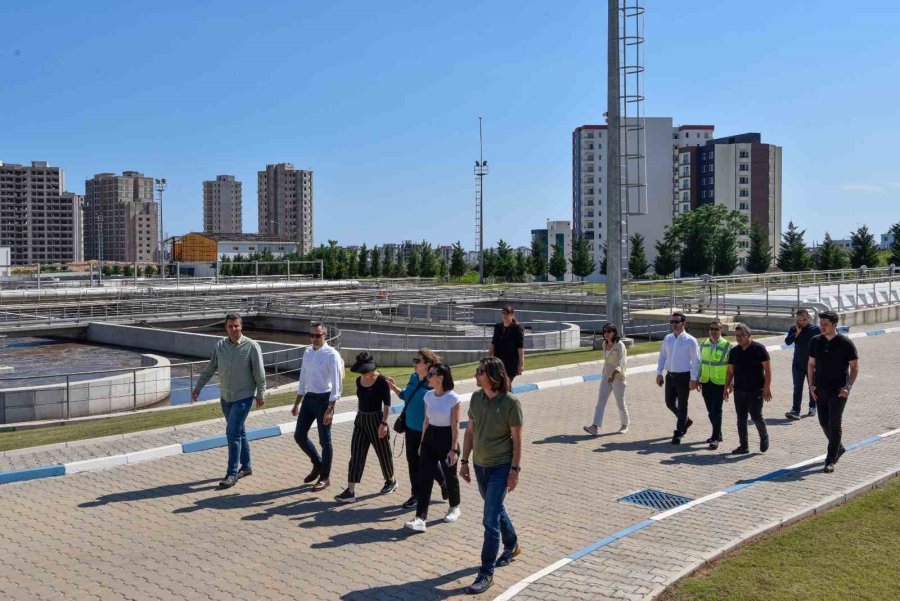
left=568, top=519, right=655, bottom=560
left=181, top=435, right=228, bottom=453
left=581, top=373, right=605, bottom=382
left=246, top=425, right=282, bottom=441
left=389, top=403, right=404, bottom=414
left=866, top=329, right=886, bottom=336
left=512, top=383, right=539, bottom=393
left=780, top=343, right=790, bottom=350
left=0, top=464, right=66, bottom=485
left=845, top=442, right=862, bottom=451
left=724, top=482, right=753, bottom=493
left=857, top=435, right=881, bottom=446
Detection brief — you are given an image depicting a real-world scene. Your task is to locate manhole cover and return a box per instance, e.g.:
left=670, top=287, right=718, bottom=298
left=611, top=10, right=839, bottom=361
left=618, top=488, right=692, bottom=511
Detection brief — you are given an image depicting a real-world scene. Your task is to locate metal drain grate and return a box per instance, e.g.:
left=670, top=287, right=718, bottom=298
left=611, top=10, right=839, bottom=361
left=618, top=488, right=692, bottom=511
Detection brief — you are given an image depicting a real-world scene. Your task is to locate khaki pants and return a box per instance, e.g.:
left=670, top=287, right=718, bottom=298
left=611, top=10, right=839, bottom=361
left=592, top=378, right=629, bottom=429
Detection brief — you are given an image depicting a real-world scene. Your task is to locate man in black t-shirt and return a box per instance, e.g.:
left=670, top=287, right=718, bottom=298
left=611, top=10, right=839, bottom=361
left=489, top=305, right=525, bottom=383
left=724, top=323, right=772, bottom=454
left=807, top=311, right=860, bottom=473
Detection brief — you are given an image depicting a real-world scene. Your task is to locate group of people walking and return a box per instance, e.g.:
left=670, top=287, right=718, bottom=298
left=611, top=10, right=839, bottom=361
left=192, top=301, right=859, bottom=595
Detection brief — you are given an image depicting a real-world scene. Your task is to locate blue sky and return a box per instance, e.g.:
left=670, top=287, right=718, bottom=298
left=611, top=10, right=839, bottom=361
left=2, top=0, right=898, bottom=249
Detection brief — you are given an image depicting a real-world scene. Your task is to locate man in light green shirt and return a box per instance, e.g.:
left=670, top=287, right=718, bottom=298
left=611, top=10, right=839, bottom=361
left=192, top=313, right=266, bottom=489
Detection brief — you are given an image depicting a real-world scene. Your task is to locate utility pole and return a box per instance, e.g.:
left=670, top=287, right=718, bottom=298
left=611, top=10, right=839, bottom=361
left=474, top=118, right=489, bottom=285
left=606, top=0, right=624, bottom=333
left=155, top=178, right=167, bottom=278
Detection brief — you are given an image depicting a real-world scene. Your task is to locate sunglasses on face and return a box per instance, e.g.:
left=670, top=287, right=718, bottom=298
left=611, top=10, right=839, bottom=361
left=426, top=371, right=439, bottom=378
left=669, top=320, right=684, bottom=324
left=709, top=327, right=720, bottom=331
left=475, top=367, right=486, bottom=376
left=310, top=333, right=324, bottom=339
left=412, top=358, right=423, bottom=365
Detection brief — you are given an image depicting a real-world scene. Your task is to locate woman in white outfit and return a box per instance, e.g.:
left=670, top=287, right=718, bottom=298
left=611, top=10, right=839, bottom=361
left=583, top=324, right=630, bottom=435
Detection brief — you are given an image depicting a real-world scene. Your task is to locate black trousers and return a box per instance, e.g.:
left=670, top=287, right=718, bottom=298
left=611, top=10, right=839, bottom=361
left=734, top=389, right=768, bottom=448
left=701, top=382, right=725, bottom=442
left=665, top=372, right=691, bottom=435
left=816, top=390, right=847, bottom=464
left=416, top=426, right=461, bottom=519
left=405, top=428, right=445, bottom=498
left=347, top=411, right=394, bottom=484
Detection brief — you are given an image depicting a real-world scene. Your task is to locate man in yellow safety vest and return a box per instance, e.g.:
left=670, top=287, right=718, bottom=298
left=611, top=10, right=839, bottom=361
left=698, top=319, right=732, bottom=450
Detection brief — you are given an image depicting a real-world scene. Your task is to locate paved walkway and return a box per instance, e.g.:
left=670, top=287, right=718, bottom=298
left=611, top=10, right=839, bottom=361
left=0, top=330, right=897, bottom=600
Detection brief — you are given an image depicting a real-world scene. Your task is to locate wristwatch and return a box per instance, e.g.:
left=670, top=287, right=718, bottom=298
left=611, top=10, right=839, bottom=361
left=843, top=384, right=853, bottom=392
left=510, top=466, right=522, bottom=473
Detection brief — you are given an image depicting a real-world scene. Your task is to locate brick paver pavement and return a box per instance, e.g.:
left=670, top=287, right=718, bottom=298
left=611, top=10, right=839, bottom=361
left=0, top=332, right=896, bottom=601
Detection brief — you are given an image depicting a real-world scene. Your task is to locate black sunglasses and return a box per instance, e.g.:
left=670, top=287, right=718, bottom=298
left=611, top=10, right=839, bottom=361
left=709, top=327, right=720, bottom=331
left=412, top=357, right=423, bottom=364
left=426, top=370, right=440, bottom=378
left=310, top=333, right=324, bottom=338
left=475, top=367, right=486, bottom=376
left=669, top=319, right=684, bottom=324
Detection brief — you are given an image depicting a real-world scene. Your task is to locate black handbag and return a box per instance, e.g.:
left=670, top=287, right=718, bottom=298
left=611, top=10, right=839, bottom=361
left=393, top=378, right=428, bottom=434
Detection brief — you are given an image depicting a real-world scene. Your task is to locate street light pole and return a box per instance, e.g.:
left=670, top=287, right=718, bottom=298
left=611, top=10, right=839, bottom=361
left=606, top=0, right=624, bottom=334
left=474, top=117, right=488, bottom=285
left=155, top=178, right=167, bottom=278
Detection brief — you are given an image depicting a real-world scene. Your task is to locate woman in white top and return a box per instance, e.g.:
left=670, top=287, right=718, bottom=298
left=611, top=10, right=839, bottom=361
left=584, top=323, right=630, bottom=436
left=404, top=363, right=462, bottom=532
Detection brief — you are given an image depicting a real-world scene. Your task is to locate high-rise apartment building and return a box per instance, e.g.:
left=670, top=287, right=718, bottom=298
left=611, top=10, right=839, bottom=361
left=257, top=163, right=313, bottom=255
left=84, top=171, right=159, bottom=263
left=0, top=160, right=84, bottom=265
left=203, top=175, right=242, bottom=234
left=572, top=119, right=714, bottom=280
left=678, top=133, right=782, bottom=266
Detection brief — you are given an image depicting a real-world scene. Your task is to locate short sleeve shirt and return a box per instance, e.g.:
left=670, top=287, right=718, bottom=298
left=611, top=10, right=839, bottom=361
left=808, top=334, right=859, bottom=392
left=467, top=390, right=524, bottom=467
left=727, top=341, right=770, bottom=391
left=492, top=323, right=525, bottom=375
left=423, top=390, right=460, bottom=427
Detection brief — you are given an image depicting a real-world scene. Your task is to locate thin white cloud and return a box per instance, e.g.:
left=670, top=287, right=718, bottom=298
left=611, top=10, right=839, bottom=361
left=842, top=183, right=884, bottom=193
left=888, top=182, right=900, bottom=189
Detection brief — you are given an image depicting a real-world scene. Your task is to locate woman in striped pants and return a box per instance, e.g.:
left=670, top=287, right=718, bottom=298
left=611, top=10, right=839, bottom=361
left=335, top=352, right=396, bottom=503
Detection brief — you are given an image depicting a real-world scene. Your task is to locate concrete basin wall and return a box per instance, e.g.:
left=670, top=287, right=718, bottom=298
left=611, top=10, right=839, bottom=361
left=0, top=354, right=171, bottom=424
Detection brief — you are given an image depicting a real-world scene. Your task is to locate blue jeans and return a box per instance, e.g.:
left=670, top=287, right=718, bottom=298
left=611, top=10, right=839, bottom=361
left=791, top=364, right=815, bottom=414
left=474, top=463, right=518, bottom=577
left=294, top=392, right=333, bottom=479
left=221, top=397, right=253, bottom=477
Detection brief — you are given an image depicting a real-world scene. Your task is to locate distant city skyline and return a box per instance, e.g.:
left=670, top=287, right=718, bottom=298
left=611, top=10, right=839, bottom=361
left=1, top=0, right=898, bottom=249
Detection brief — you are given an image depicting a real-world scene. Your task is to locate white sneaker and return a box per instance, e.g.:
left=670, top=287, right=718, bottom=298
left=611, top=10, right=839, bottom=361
left=404, top=517, right=427, bottom=533
left=583, top=425, right=599, bottom=436
left=444, top=506, right=461, bottom=523
left=618, top=425, right=629, bottom=434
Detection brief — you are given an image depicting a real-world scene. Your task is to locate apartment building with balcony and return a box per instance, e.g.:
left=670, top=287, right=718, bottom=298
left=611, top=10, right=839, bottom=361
left=84, top=171, right=159, bottom=263
left=0, top=160, right=84, bottom=265
left=257, top=163, right=313, bottom=255
left=203, top=175, right=242, bottom=234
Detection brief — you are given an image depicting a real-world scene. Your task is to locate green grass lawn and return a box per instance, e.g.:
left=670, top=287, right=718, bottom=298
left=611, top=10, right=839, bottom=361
left=662, top=477, right=900, bottom=601
left=0, top=342, right=661, bottom=454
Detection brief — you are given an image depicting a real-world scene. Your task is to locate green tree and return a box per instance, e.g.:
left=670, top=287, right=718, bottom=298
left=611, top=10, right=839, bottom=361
left=628, top=233, right=649, bottom=279
left=391, top=255, right=407, bottom=278
left=482, top=248, right=498, bottom=279
left=745, top=220, right=772, bottom=274
left=110, top=264, right=122, bottom=276
left=669, top=204, right=747, bottom=276
left=813, top=233, right=849, bottom=270
left=776, top=221, right=812, bottom=272
left=334, top=246, right=349, bottom=279
left=514, top=249, right=528, bottom=281
left=418, top=241, right=437, bottom=278
left=528, top=238, right=548, bottom=280
left=548, top=242, right=567, bottom=281
left=123, top=264, right=134, bottom=277
left=143, top=265, right=156, bottom=278
left=382, top=246, right=394, bottom=277
left=438, top=257, right=449, bottom=281
left=449, top=242, right=467, bottom=280
left=405, top=245, right=420, bottom=277
left=570, top=236, right=595, bottom=281
left=599, top=241, right=608, bottom=276
left=369, top=247, right=381, bottom=278
left=346, top=247, right=359, bottom=278
left=849, top=225, right=881, bottom=268
left=357, top=244, right=369, bottom=278
left=712, top=228, right=739, bottom=276
left=653, top=229, right=680, bottom=277
left=889, top=223, right=900, bottom=267
left=495, top=240, right=515, bottom=281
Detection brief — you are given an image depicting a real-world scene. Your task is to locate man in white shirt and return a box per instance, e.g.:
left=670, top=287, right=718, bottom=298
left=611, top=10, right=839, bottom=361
left=292, top=322, right=344, bottom=491
left=656, top=311, right=701, bottom=445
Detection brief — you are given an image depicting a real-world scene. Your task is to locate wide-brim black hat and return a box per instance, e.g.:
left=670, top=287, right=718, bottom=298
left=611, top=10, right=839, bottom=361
left=350, top=352, right=377, bottom=374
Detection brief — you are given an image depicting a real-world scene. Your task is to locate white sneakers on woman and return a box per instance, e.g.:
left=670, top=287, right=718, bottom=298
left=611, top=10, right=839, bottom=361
left=444, top=506, right=461, bottom=523
left=404, top=517, right=427, bottom=533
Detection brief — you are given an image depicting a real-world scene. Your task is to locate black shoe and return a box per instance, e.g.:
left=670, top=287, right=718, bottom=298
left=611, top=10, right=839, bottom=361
left=731, top=446, right=750, bottom=455
left=708, top=440, right=719, bottom=450
left=496, top=545, right=521, bottom=567
left=684, top=418, right=694, bottom=434
left=705, top=437, right=714, bottom=444
left=823, top=463, right=835, bottom=473
left=402, top=495, right=417, bottom=509
left=218, top=475, right=238, bottom=489
left=671, top=430, right=681, bottom=445
left=335, top=489, right=356, bottom=503
left=807, top=406, right=817, bottom=418
left=760, top=437, right=770, bottom=453
left=785, top=411, right=801, bottom=421
left=440, top=482, right=449, bottom=501
left=303, top=465, right=322, bottom=484
left=466, top=574, right=494, bottom=595
left=237, top=467, right=252, bottom=479
left=836, top=446, right=846, bottom=463
left=380, top=480, right=397, bottom=495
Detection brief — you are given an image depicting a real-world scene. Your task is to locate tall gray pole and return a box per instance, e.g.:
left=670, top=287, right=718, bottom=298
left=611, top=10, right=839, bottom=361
left=606, top=0, right=624, bottom=333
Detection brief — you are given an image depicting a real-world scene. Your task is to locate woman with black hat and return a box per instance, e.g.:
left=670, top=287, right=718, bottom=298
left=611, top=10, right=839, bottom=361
left=334, top=352, right=397, bottom=503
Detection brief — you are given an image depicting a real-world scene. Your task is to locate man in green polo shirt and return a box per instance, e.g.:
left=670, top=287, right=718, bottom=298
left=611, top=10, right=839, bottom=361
left=192, top=313, right=266, bottom=489
left=460, top=357, right=524, bottom=595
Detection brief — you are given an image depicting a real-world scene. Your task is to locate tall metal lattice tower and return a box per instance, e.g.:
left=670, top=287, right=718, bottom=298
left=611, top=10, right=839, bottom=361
left=474, top=117, right=489, bottom=284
